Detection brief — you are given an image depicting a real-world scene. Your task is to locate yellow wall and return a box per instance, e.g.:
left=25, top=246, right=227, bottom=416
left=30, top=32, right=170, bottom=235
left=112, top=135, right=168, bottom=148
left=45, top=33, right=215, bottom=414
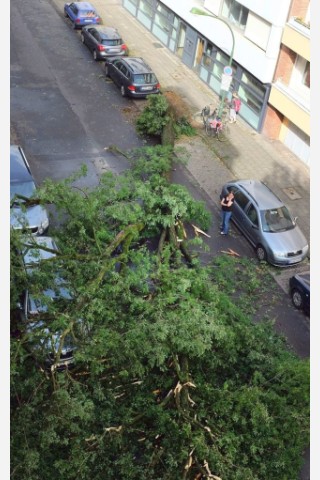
left=282, top=24, right=310, bottom=61
left=269, top=86, right=310, bottom=136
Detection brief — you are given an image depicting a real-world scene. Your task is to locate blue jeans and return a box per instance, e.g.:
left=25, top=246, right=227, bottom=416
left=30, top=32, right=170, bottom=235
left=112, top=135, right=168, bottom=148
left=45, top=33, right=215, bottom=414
left=221, top=211, right=232, bottom=235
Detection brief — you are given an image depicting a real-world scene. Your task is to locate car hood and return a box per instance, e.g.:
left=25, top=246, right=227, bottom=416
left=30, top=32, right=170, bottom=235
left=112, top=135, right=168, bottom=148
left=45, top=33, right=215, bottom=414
left=10, top=204, right=49, bottom=231
left=263, top=226, right=308, bottom=252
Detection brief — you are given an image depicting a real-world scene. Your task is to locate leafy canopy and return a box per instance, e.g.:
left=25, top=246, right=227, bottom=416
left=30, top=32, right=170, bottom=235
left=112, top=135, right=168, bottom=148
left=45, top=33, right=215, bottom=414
left=11, top=146, right=309, bottom=480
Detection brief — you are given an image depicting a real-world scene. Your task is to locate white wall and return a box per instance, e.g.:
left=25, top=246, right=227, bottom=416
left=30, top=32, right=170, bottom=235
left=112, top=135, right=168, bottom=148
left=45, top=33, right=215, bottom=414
left=161, top=0, right=288, bottom=82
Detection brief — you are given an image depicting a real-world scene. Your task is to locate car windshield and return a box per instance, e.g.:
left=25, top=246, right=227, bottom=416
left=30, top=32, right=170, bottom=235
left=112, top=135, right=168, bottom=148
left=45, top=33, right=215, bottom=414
left=134, top=73, right=157, bottom=84
left=261, top=206, right=294, bottom=232
left=102, top=39, right=122, bottom=46
left=11, top=181, right=35, bottom=202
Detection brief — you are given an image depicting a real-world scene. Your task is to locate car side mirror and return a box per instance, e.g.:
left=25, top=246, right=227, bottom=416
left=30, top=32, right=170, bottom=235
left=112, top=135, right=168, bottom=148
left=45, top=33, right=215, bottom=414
left=251, top=224, right=258, bottom=229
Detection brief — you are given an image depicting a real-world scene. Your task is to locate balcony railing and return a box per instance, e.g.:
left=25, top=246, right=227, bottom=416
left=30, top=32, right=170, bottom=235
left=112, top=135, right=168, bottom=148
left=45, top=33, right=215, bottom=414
left=288, top=16, right=310, bottom=37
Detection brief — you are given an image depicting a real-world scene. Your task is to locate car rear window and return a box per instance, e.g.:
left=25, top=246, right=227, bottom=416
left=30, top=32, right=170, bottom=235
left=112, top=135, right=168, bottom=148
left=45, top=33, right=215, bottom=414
left=133, top=73, right=157, bottom=84
left=79, top=10, right=96, bottom=17
left=102, top=39, right=122, bottom=46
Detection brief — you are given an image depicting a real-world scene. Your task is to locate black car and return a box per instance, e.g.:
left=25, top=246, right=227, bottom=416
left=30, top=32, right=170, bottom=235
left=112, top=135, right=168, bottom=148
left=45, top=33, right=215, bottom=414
left=289, top=272, right=310, bottom=314
left=105, top=56, right=161, bottom=98
left=81, top=25, right=128, bottom=60
left=10, top=145, right=49, bottom=235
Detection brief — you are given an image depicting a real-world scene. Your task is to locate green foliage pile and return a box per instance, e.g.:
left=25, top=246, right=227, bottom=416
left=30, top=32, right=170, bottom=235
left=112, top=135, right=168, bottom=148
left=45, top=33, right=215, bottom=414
left=136, top=94, right=170, bottom=137
left=135, top=94, right=196, bottom=141
left=11, top=146, right=309, bottom=480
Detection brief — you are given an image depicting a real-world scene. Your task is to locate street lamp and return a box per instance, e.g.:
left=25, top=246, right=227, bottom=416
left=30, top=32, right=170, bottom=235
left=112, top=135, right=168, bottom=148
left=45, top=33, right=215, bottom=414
left=190, top=7, right=235, bottom=118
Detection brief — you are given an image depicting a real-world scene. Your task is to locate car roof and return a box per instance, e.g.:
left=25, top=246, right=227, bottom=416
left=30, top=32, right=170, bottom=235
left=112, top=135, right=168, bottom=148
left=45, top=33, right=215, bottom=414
left=10, top=145, right=33, bottom=184
left=123, top=57, right=153, bottom=74
left=87, top=25, right=120, bottom=38
left=229, top=180, right=284, bottom=210
left=73, top=2, right=96, bottom=10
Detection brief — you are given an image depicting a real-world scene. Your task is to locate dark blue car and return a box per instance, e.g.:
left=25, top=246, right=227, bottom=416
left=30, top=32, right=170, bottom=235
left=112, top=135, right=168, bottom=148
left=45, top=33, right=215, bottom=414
left=64, top=2, right=101, bottom=29
left=289, top=272, right=310, bottom=315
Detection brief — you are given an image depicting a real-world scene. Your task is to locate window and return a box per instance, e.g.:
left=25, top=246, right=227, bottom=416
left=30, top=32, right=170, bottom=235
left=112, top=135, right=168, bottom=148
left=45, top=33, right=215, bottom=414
left=140, top=0, right=154, bottom=18
left=302, top=61, right=310, bottom=88
left=102, top=39, right=122, bottom=46
left=234, top=190, right=249, bottom=210
left=290, top=56, right=310, bottom=97
left=222, top=0, right=249, bottom=30
left=202, top=42, right=215, bottom=68
left=247, top=204, right=258, bottom=226
left=245, top=12, right=271, bottom=51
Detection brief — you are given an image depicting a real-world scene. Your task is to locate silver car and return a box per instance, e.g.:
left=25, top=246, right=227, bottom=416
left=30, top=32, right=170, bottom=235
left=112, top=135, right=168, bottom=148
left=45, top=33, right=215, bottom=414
left=221, top=180, right=309, bottom=266
left=10, top=145, right=49, bottom=235
left=81, top=25, right=128, bottom=61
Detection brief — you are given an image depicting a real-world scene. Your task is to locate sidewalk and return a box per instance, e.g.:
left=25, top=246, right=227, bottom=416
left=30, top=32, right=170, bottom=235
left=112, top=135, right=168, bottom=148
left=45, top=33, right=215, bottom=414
left=100, top=0, right=310, bottom=248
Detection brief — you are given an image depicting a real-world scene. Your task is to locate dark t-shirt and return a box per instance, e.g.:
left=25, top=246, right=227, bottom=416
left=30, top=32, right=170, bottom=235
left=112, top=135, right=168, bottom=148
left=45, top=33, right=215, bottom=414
left=221, top=195, right=234, bottom=212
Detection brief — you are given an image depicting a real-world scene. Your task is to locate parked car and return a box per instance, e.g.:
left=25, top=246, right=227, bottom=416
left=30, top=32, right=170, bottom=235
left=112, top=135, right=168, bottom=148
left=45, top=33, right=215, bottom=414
left=81, top=25, right=128, bottom=60
left=105, top=56, right=161, bottom=98
left=64, top=1, right=101, bottom=29
left=289, top=272, right=310, bottom=314
left=19, top=236, right=81, bottom=370
left=10, top=145, right=49, bottom=235
left=220, top=180, right=309, bottom=266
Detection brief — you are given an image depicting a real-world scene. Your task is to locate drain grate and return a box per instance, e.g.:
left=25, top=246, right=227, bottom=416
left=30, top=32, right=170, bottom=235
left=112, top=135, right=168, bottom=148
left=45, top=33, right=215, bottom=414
left=153, top=42, right=164, bottom=48
left=282, top=187, right=302, bottom=200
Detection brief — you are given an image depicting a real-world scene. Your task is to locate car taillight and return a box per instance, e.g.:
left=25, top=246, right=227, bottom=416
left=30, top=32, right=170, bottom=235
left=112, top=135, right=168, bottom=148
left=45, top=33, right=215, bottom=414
left=156, top=83, right=161, bottom=89
left=96, top=17, right=101, bottom=23
left=75, top=18, right=81, bottom=23
left=121, top=44, right=127, bottom=51
left=97, top=44, right=104, bottom=51
left=128, top=85, right=136, bottom=92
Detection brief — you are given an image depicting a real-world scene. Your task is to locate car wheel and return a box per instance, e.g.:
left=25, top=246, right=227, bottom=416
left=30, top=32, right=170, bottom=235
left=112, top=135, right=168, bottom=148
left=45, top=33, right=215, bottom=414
left=256, top=245, right=267, bottom=262
left=291, top=289, right=304, bottom=310
left=72, top=22, right=77, bottom=30
left=93, top=50, right=98, bottom=61
left=81, top=33, right=85, bottom=43
left=105, top=65, right=109, bottom=77
left=120, top=85, right=126, bottom=97
left=64, top=10, right=68, bottom=17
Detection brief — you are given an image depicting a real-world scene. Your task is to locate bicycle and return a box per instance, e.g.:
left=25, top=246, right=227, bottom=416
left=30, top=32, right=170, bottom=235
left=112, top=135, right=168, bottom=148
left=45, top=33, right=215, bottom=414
left=201, top=106, right=230, bottom=142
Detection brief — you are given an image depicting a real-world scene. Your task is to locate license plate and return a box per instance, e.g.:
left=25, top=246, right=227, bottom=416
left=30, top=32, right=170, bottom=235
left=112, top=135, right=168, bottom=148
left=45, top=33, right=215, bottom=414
left=108, top=48, right=119, bottom=53
left=141, top=86, right=153, bottom=91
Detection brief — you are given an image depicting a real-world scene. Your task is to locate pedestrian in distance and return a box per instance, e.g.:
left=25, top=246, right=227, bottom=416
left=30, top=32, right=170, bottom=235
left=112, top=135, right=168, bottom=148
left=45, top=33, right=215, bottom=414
left=229, top=92, right=241, bottom=123
left=220, top=191, right=235, bottom=235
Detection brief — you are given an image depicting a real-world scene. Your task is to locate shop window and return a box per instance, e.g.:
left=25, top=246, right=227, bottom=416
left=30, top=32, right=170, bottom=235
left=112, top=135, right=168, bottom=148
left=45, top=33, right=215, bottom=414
left=156, top=3, right=172, bottom=20
left=154, top=12, right=171, bottom=32
left=140, top=0, right=154, bottom=18
left=222, top=0, right=249, bottom=30
left=202, top=42, right=214, bottom=68
left=240, top=71, right=265, bottom=98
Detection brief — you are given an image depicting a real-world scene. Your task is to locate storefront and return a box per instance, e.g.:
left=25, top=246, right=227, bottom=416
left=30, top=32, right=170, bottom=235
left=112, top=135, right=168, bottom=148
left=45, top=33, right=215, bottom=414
left=123, top=0, right=270, bottom=132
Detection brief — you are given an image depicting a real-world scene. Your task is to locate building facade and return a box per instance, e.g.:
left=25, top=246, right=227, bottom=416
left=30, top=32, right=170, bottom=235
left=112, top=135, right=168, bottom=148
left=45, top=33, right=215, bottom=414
left=265, top=0, right=310, bottom=165
left=123, top=0, right=310, bottom=166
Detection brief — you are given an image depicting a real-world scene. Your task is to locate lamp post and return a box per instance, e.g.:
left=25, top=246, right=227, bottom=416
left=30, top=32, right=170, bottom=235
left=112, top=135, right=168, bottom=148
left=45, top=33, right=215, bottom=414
left=190, top=7, right=235, bottom=118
